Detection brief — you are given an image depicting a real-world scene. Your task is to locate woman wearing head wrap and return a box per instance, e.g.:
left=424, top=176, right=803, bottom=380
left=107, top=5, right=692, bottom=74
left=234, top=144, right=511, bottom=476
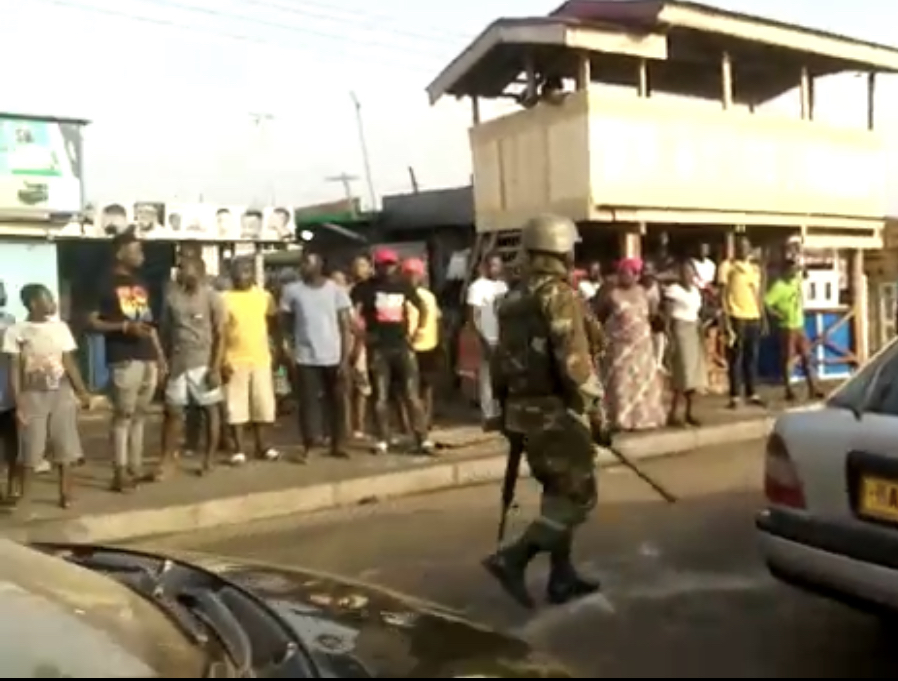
left=595, top=257, right=666, bottom=431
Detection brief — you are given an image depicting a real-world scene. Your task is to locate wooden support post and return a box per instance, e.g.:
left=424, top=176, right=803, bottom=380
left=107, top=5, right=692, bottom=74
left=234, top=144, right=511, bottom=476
left=637, top=59, right=649, bottom=97
left=724, top=230, right=736, bottom=260
left=720, top=52, right=733, bottom=110
left=799, top=67, right=815, bottom=120
left=576, top=52, right=591, bottom=90
left=470, top=96, right=481, bottom=125
left=253, top=242, right=264, bottom=286
left=851, top=249, right=869, bottom=364
left=524, top=54, right=537, bottom=101
left=867, top=72, right=877, bottom=130
left=620, top=227, right=642, bottom=259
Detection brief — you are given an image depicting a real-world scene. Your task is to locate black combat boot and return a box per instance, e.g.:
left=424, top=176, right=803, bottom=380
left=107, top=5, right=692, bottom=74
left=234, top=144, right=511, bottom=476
left=545, top=531, right=601, bottom=605
left=481, top=524, right=548, bottom=609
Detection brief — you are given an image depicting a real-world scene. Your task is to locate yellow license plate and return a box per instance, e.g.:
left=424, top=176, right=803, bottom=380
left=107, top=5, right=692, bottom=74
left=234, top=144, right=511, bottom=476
left=859, top=477, right=898, bottom=521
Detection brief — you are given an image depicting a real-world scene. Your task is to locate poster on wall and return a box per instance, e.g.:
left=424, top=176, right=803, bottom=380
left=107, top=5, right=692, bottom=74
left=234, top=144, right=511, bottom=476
left=212, top=205, right=244, bottom=241
left=262, top=206, right=295, bottom=241
left=55, top=199, right=297, bottom=242
left=132, top=201, right=168, bottom=238
left=165, top=202, right=217, bottom=240
left=75, top=201, right=134, bottom=237
left=0, top=115, right=83, bottom=215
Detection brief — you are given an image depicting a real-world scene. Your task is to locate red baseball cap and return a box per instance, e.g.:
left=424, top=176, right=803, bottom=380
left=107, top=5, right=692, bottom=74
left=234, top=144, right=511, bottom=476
left=401, top=257, right=426, bottom=275
left=373, top=247, right=399, bottom=265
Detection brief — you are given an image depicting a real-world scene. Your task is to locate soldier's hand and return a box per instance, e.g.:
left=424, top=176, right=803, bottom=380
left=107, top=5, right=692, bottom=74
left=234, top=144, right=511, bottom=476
left=589, top=413, right=613, bottom=448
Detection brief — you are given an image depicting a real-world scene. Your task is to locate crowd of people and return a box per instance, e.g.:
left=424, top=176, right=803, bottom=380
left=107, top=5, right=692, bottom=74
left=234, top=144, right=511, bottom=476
left=0, top=232, right=447, bottom=509
left=0, top=227, right=823, bottom=511
left=471, top=235, right=824, bottom=435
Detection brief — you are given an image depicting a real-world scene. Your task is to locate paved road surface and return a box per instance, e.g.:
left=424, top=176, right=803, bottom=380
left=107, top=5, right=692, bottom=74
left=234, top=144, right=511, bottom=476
left=148, top=441, right=897, bottom=677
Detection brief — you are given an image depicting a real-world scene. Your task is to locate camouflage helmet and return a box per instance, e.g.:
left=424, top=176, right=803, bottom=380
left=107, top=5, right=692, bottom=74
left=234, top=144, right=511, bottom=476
left=520, top=214, right=580, bottom=254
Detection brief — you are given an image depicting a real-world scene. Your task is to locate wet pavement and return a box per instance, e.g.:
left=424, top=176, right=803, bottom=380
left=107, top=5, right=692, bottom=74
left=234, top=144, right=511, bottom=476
left=148, top=439, right=897, bottom=678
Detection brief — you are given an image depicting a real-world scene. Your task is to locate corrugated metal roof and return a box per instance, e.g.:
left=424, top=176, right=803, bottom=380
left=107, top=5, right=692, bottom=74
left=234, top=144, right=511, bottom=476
left=428, top=0, right=898, bottom=105
left=0, top=111, right=90, bottom=125
left=551, top=1, right=898, bottom=56
left=380, top=186, right=474, bottom=230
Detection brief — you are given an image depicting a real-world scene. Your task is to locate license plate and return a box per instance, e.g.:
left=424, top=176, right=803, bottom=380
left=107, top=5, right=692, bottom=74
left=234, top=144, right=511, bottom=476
left=859, top=477, right=898, bottom=521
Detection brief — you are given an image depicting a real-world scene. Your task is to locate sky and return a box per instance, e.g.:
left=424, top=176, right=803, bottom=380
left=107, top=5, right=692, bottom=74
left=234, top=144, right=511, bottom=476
left=0, top=0, right=896, bottom=208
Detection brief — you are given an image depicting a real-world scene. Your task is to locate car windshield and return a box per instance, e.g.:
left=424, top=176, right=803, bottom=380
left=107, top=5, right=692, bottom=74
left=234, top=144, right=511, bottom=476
left=0, top=539, right=206, bottom=677
left=828, top=337, right=898, bottom=412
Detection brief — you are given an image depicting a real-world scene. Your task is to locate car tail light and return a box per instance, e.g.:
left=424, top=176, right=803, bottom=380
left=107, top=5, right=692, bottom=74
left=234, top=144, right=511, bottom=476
left=764, top=433, right=806, bottom=509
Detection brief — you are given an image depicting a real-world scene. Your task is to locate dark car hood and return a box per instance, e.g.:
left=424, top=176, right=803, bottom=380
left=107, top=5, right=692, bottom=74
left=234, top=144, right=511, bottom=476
left=175, top=551, right=575, bottom=678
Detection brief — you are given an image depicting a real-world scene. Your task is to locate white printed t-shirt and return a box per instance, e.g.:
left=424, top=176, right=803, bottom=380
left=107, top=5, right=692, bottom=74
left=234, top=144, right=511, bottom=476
left=1, top=320, right=77, bottom=392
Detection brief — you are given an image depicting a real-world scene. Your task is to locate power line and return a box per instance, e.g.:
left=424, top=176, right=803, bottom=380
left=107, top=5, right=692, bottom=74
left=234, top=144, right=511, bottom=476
left=29, top=0, right=451, bottom=74
left=227, top=0, right=471, bottom=46
left=126, top=0, right=456, bottom=59
left=261, top=0, right=472, bottom=42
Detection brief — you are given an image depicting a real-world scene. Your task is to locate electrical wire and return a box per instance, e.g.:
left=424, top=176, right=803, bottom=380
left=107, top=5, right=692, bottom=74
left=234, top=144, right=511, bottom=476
left=126, top=0, right=458, bottom=58
left=25, top=0, right=451, bottom=75
left=226, top=0, right=472, bottom=45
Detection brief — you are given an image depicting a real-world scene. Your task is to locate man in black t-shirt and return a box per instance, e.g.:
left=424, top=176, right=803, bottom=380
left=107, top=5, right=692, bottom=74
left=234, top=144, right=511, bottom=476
left=88, top=231, right=166, bottom=492
left=351, top=248, right=433, bottom=455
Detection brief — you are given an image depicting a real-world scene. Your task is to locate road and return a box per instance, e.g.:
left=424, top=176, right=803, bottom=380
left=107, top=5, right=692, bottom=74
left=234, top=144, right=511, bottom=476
left=148, top=440, right=898, bottom=677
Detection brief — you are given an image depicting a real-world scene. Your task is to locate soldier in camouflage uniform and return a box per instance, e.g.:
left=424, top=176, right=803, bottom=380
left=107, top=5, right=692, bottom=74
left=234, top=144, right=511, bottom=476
left=483, top=214, right=610, bottom=608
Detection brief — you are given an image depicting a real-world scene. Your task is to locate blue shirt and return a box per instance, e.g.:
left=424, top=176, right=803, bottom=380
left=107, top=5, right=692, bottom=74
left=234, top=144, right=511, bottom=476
left=279, top=280, right=351, bottom=366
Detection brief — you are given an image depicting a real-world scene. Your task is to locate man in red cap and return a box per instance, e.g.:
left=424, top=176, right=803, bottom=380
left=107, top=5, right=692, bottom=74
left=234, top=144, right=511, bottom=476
left=351, top=247, right=433, bottom=454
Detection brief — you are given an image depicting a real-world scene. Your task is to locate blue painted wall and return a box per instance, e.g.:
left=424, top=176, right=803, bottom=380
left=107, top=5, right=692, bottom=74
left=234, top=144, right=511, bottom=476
left=0, top=240, right=59, bottom=321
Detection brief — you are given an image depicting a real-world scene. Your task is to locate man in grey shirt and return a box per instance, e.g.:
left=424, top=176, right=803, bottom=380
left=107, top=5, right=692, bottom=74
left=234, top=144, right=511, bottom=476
left=159, top=257, right=225, bottom=476
left=280, top=252, right=352, bottom=460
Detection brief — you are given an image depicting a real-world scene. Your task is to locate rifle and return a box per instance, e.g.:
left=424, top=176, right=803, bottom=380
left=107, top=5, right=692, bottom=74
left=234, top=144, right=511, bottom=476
left=497, top=432, right=526, bottom=545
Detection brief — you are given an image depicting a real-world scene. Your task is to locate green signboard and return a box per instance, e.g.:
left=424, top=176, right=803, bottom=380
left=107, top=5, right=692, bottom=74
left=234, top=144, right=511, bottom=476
left=0, top=115, right=84, bottom=214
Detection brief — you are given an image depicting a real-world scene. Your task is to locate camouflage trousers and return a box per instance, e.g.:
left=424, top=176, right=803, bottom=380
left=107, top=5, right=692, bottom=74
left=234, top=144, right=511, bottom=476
left=368, top=345, right=427, bottom=440
left=523, top=412, right=597, bottom=531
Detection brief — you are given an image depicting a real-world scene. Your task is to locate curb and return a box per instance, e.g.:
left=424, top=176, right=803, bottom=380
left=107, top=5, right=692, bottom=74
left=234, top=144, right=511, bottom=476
left=10, top=412, right=794, bottom=544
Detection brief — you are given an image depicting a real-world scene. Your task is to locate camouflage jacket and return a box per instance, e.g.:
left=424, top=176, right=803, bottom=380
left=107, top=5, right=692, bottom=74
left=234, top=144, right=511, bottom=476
left=490, top=255, right=604, bottom=433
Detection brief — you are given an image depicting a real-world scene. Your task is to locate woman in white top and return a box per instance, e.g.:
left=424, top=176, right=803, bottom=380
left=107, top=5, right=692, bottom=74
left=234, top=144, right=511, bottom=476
left=664, top=260, right=706, bottom=426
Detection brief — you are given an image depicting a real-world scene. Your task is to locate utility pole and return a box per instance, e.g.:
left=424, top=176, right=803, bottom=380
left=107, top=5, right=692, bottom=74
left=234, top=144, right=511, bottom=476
left=349, top=92, right=377, bottom=211
left=249, top=111, right=275, bottom=205
left=325, top=172, right=360, bottom=216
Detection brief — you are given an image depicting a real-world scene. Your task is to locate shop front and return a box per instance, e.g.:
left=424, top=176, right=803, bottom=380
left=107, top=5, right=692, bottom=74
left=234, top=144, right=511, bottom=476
left=57, top=200, right=304, bottom=389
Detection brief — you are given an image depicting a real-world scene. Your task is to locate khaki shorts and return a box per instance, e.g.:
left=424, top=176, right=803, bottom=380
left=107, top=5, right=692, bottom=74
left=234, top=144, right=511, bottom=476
left=18, top=387, right=82, bottom=468
left=225, top=365, right=275, bottom=425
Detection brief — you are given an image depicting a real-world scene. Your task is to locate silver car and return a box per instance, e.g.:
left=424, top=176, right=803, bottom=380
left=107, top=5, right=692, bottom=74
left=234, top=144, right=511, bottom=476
left=757, top=339, right=898, bottom=616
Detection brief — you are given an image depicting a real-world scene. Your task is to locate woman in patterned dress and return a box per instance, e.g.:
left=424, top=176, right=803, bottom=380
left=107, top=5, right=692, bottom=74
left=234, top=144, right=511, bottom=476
left=596, top=258, right=666, bottom=432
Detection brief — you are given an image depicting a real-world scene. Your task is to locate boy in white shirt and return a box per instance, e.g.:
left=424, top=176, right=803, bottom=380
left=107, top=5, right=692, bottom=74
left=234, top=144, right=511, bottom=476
left=465, top=253, right=508, bottom=428
left=2, top=284, right=94, bottom=508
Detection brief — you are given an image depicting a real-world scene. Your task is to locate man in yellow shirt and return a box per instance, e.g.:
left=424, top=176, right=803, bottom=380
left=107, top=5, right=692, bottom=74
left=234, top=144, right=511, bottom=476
left=403, top=258, right=441, bottom=429
left=221, top=259, right=284, bottom=465
left=717, top=236, right=764, bottom=408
